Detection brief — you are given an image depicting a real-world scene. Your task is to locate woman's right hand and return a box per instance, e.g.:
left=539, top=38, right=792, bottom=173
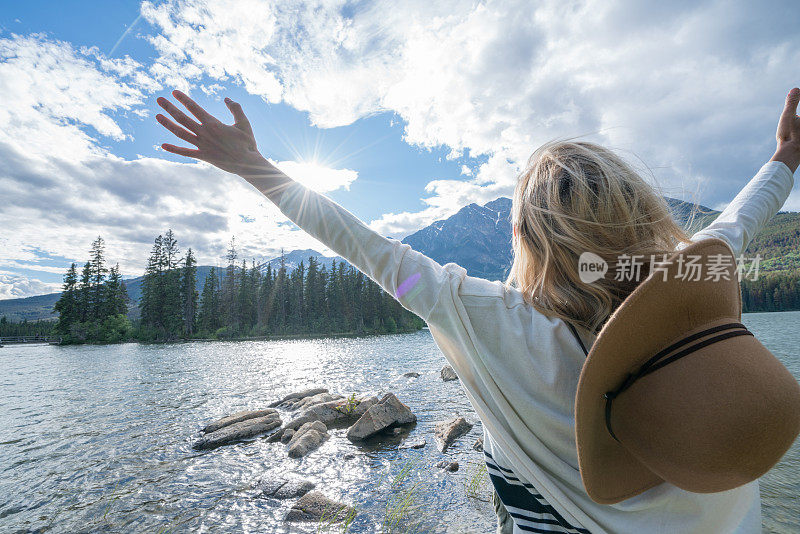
left=157, top=90, right=271, bottom=178
left=770, top=87, right=800, bottom=173
left=156, top=89, right=294, bottom=201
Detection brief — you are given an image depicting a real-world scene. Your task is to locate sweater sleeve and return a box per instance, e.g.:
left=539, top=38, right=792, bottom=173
left=276, top=180, right=482, bottom=323
left=686, top=160, right=795, bottom=257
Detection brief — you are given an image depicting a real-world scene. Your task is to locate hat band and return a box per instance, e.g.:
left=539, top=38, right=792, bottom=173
left=603, top=322, right=753, bottom=442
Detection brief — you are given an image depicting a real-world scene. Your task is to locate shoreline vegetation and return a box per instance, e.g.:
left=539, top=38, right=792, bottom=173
left=2, top=221, right=799, bottom=344
left=1, top=231, right=425, bottom=346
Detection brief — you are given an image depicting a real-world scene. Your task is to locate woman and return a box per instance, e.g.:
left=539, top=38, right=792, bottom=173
left=156, top=88, right=799, bottom=533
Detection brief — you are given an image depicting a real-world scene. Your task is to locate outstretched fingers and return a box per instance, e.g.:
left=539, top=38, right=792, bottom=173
left=173, top=89, right=216, bottom=124
left=156, top=113, right=198, bottom=145
left=783, top=88, right=799, bottom=119
left=157, top=97, right=201, bottom=133
left=224, top=97, right=252, bottom=132
left=161, top=143, right=202, bottom=159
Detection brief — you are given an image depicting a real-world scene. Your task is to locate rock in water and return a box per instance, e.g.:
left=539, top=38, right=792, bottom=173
left=437, top=460, right=459, bottom=472
left=399, top=438, right=426, bottom=450
left=202, top=409, right=278, bottom=434
left=284, top=395, right=378, bottom=431
left=434, top=416, right=473, bottom=452
left=473, top=436, right=484, bottom=452
left=268, top=388, right=329, bottom=408
left=346, top=393, right=416, bottom=442
left=287, top=421, right=329, bottom=458
left=257, top=477, right=315, bottom=500
left=290, top=392, right=344, bottom=411
left=403, top=372, right=420, bottom=378
left=266, top=428, right=285, bottom=443
left=285, top=492, right=356, bottom=523
left=280, top=428, right=295, bottom=444
left=194, top=412, right=282, bottom=450
left=440, top=365, right=458, bottom=382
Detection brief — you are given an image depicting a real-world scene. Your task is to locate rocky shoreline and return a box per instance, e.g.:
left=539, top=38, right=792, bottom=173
left=192, top=365, right=480, bottom=525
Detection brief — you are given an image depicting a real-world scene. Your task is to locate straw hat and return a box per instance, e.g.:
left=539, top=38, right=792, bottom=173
left=575, top=237, right=800, bottom=504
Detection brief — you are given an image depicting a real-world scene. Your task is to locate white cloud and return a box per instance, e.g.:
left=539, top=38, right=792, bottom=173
left=0, top=32, right=357, bottom=299
left=4, top=1, right=800, bottom=297
left=142, top=0, right=800, bottom=229
left=0, top=272, right=60, bottom=300
left=0, top=34, right=158, bottom=161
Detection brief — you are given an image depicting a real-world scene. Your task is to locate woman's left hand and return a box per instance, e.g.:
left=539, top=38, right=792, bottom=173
left=770, top=87, right=800, bottom=173
left=156, top=90, right=271, bottom=178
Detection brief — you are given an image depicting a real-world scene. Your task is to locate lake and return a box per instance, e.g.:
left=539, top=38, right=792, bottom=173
left=1, top=310, right=798, bottom=533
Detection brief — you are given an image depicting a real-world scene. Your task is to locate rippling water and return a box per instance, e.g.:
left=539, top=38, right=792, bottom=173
left=1, top=311, right=798, bottom=533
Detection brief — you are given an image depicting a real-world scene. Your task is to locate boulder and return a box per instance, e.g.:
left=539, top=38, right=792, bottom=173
left=284, top=395, right=378, bottom=431
left=437, top=460, right=459, bottom=472
left=194, top=412, right=282, bottom=450
left=257, top=477, right=316, bottom=500
left=202, top=409, right=277, bottom=434
left=473, top=436, right=484, bottom=452
left=440, top=365, right=458, bottom=382
left=280, top=428, right=295, bottom=444
left=346, top=393, right=416, bottom=442
left=403, top=372, right=420, bottom=378
left=285, top=491, right=357, bottom=523
left=268, top=388, right=329, bottom=408
left=290, top=392, right=344, bottom=411
left=287, top=421, right=329, bottom=458
left=266, top=428, right=285, bottom=443
left=434, top=416, right=473, bottom=452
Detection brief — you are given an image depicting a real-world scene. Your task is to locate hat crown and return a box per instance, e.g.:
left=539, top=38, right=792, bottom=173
left=575, top=238, right=800, bottom=504
left=611, top=320, right=800, bottom=493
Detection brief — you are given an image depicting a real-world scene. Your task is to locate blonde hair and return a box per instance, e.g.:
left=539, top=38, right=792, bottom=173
left=504, top=139, right=695, bottom=334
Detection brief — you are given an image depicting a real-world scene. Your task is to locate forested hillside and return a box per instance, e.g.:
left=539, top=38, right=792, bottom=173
left=1, top=199, right=798, bottom=326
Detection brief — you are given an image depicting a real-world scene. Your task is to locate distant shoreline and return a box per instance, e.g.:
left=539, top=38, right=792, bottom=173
left=136, top=327, right=424, bottom=345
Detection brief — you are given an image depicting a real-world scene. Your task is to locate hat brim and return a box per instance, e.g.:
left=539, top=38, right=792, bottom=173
left=575, top=237, right=742, bottom=504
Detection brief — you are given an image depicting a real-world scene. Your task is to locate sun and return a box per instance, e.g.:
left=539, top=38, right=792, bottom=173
left=268, top=159, right=358, bottom=194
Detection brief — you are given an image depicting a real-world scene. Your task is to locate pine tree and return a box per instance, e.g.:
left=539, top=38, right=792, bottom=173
left=318, top=263, right=330, bottom=332
left=140, top=235, right=164, bottom=332
left=235, top=259, right=249, bottom=334
left=181, top=249, right=198, bottom=337
left=88, top=236, right=108, bottom=320
left=304, top=256, right=319, bottom=331
left=258, top=262, right=274, bottom=330
left=78, top=261, right=92, bottom=322
left=161, top=230, right=183, bottom=337
left=54, top=263, right=79, bottom=335
left=272, top=250, right=288, bottom=333
left=105, top=264, right=128, bottom=317
left=288, top=260, right=304, bottom=332
left=198, top=266, right=221, bottom=335
left=221, top=237, right=239, bottom=330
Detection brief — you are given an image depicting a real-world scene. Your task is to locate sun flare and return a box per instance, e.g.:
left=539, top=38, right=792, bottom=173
left=269, top=159, right=358, bottom=194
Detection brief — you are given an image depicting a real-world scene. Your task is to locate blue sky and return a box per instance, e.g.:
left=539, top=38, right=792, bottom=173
left=1, top=0, right=798, bottom=299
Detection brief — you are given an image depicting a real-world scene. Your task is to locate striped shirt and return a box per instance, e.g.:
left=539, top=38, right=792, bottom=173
left=482, top=320, right=592, bottom=534
left=485, top=444, right=590, bottom=534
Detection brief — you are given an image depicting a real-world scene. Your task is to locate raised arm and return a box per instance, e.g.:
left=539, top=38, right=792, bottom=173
left=688, top=88, right=799, bottom=257
left=155, top=90, right=468, bottom=322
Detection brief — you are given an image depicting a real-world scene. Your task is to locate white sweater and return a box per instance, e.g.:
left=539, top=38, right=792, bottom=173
left=275, top=160, right=795, bottom=533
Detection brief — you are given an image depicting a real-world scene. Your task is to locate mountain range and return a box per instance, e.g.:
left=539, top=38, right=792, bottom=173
left=2, top=195, right=797, bottom=323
